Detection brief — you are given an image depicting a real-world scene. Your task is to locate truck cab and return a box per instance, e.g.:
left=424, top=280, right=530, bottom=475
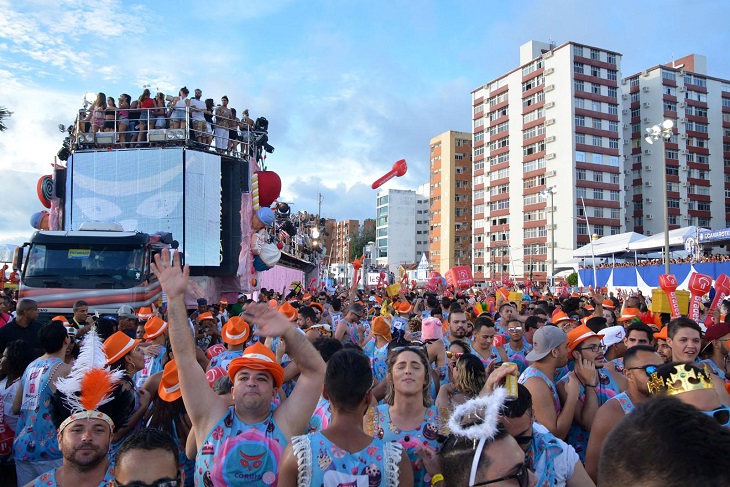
left=14, top=222, right=176, bottom=322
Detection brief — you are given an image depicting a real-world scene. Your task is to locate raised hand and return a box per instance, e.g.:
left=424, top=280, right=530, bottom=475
left=242, top=302, right=295, bottom=338
left=151, top=249, right=189, bottom=300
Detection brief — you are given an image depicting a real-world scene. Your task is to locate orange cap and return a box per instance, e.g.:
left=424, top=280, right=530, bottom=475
left=654, top=326, right=669, bottom=341
left=552, top=311, right=572, bottom=323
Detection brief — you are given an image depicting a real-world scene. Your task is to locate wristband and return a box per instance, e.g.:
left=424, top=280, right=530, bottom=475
left=431, top=473, right=444, bottom=485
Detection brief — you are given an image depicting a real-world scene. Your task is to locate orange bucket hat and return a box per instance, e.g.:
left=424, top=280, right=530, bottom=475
left=309, top=302, right=324, bottom=315
left=567, top=324, right=605, bottom=353
left=144, top=316, right=168, bottom=340
left=222, top=316, right=250, bottom=346
left=278, top=302, right=298, bottom=322
left=103, top=331, right=141, bottom=365
left=137, top=306, right=153, bottom=320
left=52, top=315, right=70, bottom=327
left=394, top=301, right=413, bottom=315
left=158, top=359, right=182, bottom=402
left=227, top=342, right=284, bottom=388
left=372, top=316, right=392, bottom=341
left=198, top=312, right=215, bottom=323
left=552, top=311, right=573, bottom=324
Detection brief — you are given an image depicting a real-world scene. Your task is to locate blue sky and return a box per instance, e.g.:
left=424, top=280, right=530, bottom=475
left=1, top=0, right=729, bottom=246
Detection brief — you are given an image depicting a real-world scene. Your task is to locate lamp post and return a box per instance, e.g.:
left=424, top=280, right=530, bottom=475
left=344, top=236, right=351, bottom=287
left=644, top=120, right=674, bottom=275
left=540, top=186, right=556, bottom=290
left=579, top=196, right=598, bottom=288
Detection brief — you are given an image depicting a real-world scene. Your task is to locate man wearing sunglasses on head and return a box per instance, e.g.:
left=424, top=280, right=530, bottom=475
left=556, top=324, right=627, bottom=462
left=113, top=429, right=180, bottom=487
left=584, top=345, right=663, bottom=482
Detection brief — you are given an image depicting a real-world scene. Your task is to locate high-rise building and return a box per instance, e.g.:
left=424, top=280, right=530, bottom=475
left=429, top=130, right=473, bottom=274
left=471, top=40, right=623, bottom=285
left=622, top=54, right=729, bottom=233
left=375, top=188, right=429, bottom=273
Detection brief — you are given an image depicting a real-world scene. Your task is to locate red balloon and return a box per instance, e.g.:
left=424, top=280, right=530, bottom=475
left=371, top=160, right=407, bottom=189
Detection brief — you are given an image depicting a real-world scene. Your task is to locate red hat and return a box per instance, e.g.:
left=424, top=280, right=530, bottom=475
left=228, top=342, right=285, bottom=388
left=158, top=360, right=182, bottom=402
left=222, top=317, right=250, bottom=345
left=705, top=321, right=730, bottom=343
left=567, top=324, right=605, bottom=353
left=103, top=332, right=141, bottom=365
left=278, top=302, right=298, bottom=322
left=144, top=316, right=168, bottom=340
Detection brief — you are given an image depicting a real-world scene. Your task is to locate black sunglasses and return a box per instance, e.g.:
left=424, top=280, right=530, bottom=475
left=472, top=463, right=530, bottom=487
left=626, top=364, right=659, bottom=375
left=513, top=434, right=533, bottom=445
left=702, top=406, right=730, bottom=427
left=113, top=479, right=180, bottom=487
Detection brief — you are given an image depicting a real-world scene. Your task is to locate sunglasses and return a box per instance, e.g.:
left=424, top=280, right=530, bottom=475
left=472, top=463, right=530, bottom=487
left=446, top=351, right=464, bottom=359
left=576, top=344, right=606, bottom=353
left=507, top=327, right=523, bottom=332
left=625, top=364, right=659, bottom=375
left=702, top=406, right=730, bottom=427
left=513, top=433, right=533, bottom=445
left=113, top=479, right=180, bottom=487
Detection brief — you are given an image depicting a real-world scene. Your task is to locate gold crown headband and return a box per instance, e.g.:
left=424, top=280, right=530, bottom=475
left=648, top=364, right=714, bottom=396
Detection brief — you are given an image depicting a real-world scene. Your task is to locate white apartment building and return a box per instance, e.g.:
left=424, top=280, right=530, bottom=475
left=471, top=40, right=624, bottom=284
left=622, top=54, right=730, bottom=233
left=375, top=188, right=429, bottom=273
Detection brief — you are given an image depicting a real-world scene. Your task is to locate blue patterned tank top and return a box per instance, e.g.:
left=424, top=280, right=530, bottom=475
left=558, top=368, right=621, bottom=462
left=291, top=432, right=402, bottom=487
left=519, top=366, right=561, bottom=415
left=13, top=357, right=63, bottom=462
left=611, top=391, right=635, bottom=415
left=195, top=406, right=287, bottom=486
left=372, top=405, right=441, bottom=486
left=33, top=462, right=114, bottom=486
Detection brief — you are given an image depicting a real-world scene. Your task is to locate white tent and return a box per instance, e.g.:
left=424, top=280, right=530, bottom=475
left=553, top=258, right=581, bottom=273
left=627, top=226, right=706, bottom=252
left=573, top=232, right=646, bottom=258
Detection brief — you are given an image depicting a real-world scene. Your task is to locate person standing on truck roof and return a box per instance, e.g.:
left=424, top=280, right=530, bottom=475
left=0, top=299, right=42, bottom=355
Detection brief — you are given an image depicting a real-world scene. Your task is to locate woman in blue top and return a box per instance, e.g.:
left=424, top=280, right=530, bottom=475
left=370, top=346, right=443, bottom=486
left=280, top=348, right=413, bottom=486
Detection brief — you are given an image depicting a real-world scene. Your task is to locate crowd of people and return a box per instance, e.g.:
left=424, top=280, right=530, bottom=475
left=580, top=252, right=730, bottom=269
left=0, top=249, right=729, bottom=486
left=79, top=87, right=257, bottom=157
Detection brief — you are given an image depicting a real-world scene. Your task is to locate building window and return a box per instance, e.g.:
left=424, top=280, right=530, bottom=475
left=574, top=45, right=584, bottom=57
left=574, top=62, right=584, bottom=74
left=591, top=66, right=601, bottom=77
left=592, top=135, right=602, bottom=147
left=593, top=188, right=604, bottom=200
left=578, top=223, right=587, bottom=235
left=592, top=118, right=602, bottom=129
left=575, top=115, right=586, bottom=127
left=608, top=87, right=617, bottom=98
left=575, top=98, right=585, bottom=109
left=577, top=169, right=586, bottom=180
left=591, top=83, right=601, bottom=95
left=607, top=69, right=617, bottom=81
left=590, top=48, right=600, bottom=60
left=593, top=171, right=603, bottom=182
left=576, top=151, right=586, bottom=162
left=607, top=53, right=616, bottom=65
left=575, top=80, right=585, bottom=92
left=609, top=121, right=618, bottom=132
left=608, top=104, right=618, bottom=115
left=609, top=138, right=619, bottom=149
left=576, top=133, right=586, bottom=145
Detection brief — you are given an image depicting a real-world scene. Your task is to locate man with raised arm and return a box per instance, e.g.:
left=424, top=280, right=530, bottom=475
left=151, top=249, right=326, bottom=486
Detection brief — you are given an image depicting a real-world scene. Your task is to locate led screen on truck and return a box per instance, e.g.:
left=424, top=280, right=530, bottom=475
left=66, top=148, right=222, bottom=267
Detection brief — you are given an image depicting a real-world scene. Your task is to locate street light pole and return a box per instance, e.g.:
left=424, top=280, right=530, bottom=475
left=645, top=120, right=674, bottom=275
left=540, top=186, right=556, bottom=290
